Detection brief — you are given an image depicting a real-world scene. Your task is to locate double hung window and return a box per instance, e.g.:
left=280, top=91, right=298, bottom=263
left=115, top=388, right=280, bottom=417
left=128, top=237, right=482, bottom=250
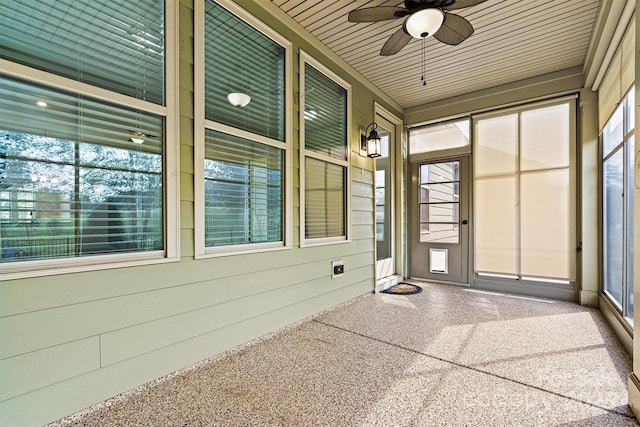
left=196, top=0, right=291, bottom=256
left=300, top=52, right=351, bottom=245
left=0, top=0, right=177, bottom=275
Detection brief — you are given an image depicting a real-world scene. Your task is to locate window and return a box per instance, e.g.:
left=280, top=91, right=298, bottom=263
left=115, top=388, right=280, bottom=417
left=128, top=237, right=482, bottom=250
left=473, top=98, right=576, bottom=284
left=602, top=87, right=635, bottom=323
left=300, top=51, right=351, bottom=245
left=196, top=0, right=291, bottom=256
left=419, top=162, right=460, bottom=244
left=0, top=0, right=177, bottom=275
left=410, top=119, right=470, bottom=154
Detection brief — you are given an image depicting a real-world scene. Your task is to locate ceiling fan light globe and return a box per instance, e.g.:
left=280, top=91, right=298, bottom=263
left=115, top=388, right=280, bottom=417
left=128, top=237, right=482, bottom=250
left=404, top=8, right=444, bottom=39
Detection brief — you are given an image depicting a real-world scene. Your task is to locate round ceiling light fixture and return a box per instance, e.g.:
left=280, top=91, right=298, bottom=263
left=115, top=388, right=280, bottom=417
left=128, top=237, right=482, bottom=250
left=227, top=92, right=251, bottom=107
left=404, top=8, right=445, bottom=39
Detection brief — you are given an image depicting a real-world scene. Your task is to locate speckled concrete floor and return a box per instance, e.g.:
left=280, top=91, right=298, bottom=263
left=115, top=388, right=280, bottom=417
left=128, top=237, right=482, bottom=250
left=50, top=282, right=638, bottom=426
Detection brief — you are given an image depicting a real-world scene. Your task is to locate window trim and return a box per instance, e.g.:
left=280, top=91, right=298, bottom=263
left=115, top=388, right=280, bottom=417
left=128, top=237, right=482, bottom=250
left=299, top=50, right=352, bottom=247
left=0, top=0, right=180, bottom=280
left=194, top=0, right=293, bottom=258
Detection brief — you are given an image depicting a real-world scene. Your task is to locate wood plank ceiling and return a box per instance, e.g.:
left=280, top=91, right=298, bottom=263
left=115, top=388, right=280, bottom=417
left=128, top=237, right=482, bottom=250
left=271, top=0, right=601, bottom=110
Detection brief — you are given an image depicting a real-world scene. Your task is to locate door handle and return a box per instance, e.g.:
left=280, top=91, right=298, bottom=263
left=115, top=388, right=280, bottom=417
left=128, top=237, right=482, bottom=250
left=461, top=220, right=468, bottom=225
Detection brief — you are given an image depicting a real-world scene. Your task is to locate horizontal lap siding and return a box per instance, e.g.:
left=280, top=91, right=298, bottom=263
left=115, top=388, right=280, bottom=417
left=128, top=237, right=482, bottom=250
left=0, top=0, right=388, bottom=425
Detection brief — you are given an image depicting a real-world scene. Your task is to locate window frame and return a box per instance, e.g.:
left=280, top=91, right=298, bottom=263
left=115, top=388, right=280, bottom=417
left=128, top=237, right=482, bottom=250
left=0, top=0, right=180, bottom=280
left=194, top=0, right=293, bottom=258
left=472, top=96, right=577, bottom=284
left=299, top=50, right=352, bottom=247
left=601, top=86, right=635, bottom=324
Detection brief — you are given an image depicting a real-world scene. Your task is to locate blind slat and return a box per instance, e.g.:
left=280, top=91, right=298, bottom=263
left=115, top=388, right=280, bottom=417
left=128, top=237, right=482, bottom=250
left=0, top=0, right=165, bottom=104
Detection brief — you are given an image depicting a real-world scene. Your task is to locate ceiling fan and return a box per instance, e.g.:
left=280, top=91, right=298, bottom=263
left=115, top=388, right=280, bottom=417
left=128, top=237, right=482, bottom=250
left=348, top=0, right=488, bottom=56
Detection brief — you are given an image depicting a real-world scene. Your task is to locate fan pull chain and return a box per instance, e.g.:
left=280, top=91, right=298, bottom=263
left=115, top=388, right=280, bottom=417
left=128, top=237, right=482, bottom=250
left=421, top=37, right=426, bottom=86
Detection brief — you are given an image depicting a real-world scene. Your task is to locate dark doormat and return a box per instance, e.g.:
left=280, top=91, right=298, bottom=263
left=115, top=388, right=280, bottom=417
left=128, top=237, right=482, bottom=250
left=380, top=282, right=423, bottom=295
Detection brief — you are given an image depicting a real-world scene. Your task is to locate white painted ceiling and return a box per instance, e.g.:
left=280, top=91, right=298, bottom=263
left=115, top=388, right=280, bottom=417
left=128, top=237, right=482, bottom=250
left=272, top=0, right=601, bottom=110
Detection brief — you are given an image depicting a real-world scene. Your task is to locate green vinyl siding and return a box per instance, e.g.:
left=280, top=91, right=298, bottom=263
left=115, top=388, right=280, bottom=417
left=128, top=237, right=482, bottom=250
left=0, top=0, right=398, bottom=425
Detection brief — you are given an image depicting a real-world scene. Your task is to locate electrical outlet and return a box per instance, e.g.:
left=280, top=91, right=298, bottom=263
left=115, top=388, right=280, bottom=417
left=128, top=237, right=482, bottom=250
left=331, top=260, right=344, bottom=279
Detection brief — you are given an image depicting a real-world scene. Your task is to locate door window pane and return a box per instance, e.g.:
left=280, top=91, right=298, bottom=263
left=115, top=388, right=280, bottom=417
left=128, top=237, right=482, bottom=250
left=376, top=131, right=391, bottom=260
left=419, top=162, right=459, bottom=244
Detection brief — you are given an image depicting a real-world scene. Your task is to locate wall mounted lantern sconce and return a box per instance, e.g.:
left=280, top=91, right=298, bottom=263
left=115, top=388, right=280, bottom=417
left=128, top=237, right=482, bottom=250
left=361, top=122, right=382, bottom=158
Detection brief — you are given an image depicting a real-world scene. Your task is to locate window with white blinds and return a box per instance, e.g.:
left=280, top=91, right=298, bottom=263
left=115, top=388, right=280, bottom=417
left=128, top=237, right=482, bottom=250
left=204, top=0, right=285, bottom=141
left=300, top=51, right=350, bottom=244
left=0, top=1, right=170, bottom=270
left=305, top=158, right=345, bottom=239
left=0, top=0, right=165, bottom=105
left=199, top=0, right=289, bottom=253
left=204, top=130, right=282, bottom=246
left=303, top=64, right=347, bottom=160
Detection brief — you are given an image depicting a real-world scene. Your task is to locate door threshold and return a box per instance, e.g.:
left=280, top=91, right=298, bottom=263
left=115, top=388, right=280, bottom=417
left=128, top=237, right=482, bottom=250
left=376, top=274, right=403, bottom=293
left=409, top=277, right=470, bottom=288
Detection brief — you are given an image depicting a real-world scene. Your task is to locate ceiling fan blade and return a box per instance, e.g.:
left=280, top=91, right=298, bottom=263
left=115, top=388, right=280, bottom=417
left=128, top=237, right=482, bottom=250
left=434, top=13, right=474, bottom=45
left=348, top=6, right=408, bottom=22
left=446, top=0, right=489, bottom=10
left=380, top=27, right=413, bottom=56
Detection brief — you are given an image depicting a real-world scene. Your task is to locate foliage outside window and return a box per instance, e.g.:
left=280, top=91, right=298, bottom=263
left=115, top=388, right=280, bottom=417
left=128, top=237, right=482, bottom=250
left=602, top=87, right=635, bottom=323
left=204, top=130, right=282, bottom=246
left=200, top=0, right=289, bottom=253
left=0, top=0, right=170, bottom=271
left=301, top=52, right=350, bottom=244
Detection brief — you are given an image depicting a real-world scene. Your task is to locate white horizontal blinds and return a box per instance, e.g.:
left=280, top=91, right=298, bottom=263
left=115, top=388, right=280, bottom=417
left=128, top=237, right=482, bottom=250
left=474, top=100, right=574, bottom=282
left=304, top=63, right=347, bottom=160
left=419, top=162, right=459, bottom=244
left=0, top=76, right=164, bottom=261
left=204, top=1, right=285, bottom=141
left=1, top=77, right=162, bottom=155
left=409, top=119, right=470, bottom=154
left=598, top=19, right=634, bottom=130
left=305, top=157, right=345, bottom=239
left=0, top=0, right=165, bottom=105
left=204, top=129, right=283, bottom=247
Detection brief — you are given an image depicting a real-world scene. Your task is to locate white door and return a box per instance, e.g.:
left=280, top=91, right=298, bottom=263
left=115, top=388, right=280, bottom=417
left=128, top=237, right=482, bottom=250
left=375, top=116, right=395, bottom=279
